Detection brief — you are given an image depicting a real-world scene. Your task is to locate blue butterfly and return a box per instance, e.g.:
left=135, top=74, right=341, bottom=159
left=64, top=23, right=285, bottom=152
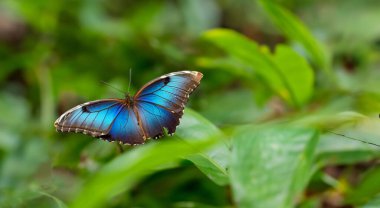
left=54, top=71, right=203, bottom=145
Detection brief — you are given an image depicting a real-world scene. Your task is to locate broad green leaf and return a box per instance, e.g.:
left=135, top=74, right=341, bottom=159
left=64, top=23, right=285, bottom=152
left=70, top=136, right=217, bottom=208
left=258, top=0, right=330, bottom=72
left=230, top=125, right=318, bottom=208
left=177, top=109, right=229, bottom=186
left=202, top=29, right=286, bottom=102
left=347, top=167, right=380, bottom=205
left=271, top=45, right=314, bottom=105
left=202, top=29, right=314, bottom=106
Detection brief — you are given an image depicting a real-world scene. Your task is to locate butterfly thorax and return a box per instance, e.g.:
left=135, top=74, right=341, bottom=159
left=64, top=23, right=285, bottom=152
left=125, top=94, right=133, bottom=105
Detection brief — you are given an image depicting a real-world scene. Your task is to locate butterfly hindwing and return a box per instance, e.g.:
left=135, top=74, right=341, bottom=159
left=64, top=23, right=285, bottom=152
left=134, top=71, right=203, bottom=139
left=136, top=101, right=180, bottom=138
left=104, top=105, right=145, bottom=144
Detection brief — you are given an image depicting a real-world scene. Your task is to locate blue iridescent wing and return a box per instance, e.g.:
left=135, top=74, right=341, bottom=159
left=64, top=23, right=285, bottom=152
left=104, top=105, right=145, bottom=144
left=54, top=99, right=145, bottom=144
left=54, top=99, right=123, bottom=137
left=134, top=71, right=203, bottom=139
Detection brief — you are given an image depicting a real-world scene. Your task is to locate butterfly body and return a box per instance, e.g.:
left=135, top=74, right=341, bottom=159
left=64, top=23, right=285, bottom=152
left=54, top=71, right=203, bottom=145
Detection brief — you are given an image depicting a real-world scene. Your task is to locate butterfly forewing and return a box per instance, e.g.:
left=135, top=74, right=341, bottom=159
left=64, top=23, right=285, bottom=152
left=134, top=71, right=203, bottom=139
left=54, top=99, right=124, bottom=137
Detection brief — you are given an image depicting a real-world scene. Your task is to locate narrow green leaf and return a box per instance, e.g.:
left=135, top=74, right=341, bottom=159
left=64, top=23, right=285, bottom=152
left=259, top=0, right=330, bottom=72
left=230, top=125, right=318, bottom=208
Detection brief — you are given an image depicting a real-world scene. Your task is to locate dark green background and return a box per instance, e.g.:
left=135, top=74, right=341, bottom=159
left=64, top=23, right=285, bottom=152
left=1, top=0, right=380, bottom=207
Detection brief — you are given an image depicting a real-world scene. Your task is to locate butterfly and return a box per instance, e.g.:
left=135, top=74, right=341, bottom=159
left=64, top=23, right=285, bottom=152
left=54, top=71, right=203, bottom=145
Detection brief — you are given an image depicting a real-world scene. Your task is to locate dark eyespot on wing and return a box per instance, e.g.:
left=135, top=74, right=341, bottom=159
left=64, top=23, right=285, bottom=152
left=82, top=106, right=89, bottom=112
left=163, top=77, right=170, bottom=85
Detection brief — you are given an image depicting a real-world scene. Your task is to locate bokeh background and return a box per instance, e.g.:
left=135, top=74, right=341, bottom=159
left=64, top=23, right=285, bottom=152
left=2, top=0, right=380, bottom=207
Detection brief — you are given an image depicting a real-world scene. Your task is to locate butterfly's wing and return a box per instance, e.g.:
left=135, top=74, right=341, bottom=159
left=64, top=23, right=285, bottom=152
left=54, top=99, right=123, bottom=137
left=134, top=71, right=203, bottom=139
left=105, top=104, right=145, bottom=144
left=54, top=99, right=145, bottom=144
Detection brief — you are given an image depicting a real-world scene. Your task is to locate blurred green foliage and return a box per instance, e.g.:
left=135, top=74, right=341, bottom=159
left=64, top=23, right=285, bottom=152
left=1, top=0, right=380, bottom=207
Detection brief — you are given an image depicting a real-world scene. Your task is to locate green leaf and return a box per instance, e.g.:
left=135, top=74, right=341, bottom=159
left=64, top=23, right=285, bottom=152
left=285, top=131, right=319, bottom=206
left=230, top=125, right=318, bottom=208
left=196, top=56, right=255, bottom=79
left=202, top=29, right=284, bottom=102
left=202, top=29, right=314, bottom=106
left=313, top=115, right=380, bottom=166
left=177, top=109, right=229, bottom=186
left=288, top=107, right=380, bottom=166
left=271, top=45, right=314, bottom=105
left=69, top=137, right=217, bottom=208
left=258, top=0, right=330, bottom=72
left=347, top=167, right=380, bottom=205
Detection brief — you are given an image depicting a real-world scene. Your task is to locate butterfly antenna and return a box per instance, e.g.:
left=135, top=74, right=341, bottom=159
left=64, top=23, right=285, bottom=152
left=100, top=81, right=126, bottom=95
left=327, top=130, right=380, bottom=148
left=127, top=68, right=132, bottom=95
